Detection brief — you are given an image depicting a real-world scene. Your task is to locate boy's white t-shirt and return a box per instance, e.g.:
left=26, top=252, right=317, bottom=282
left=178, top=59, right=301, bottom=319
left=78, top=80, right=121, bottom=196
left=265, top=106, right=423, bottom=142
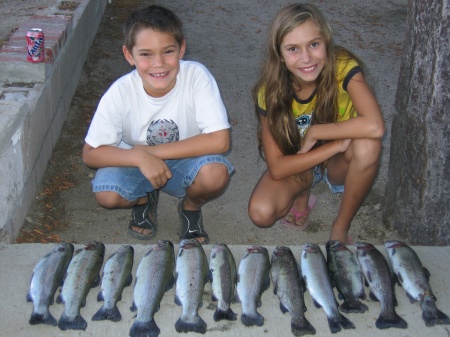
left=85, top=60, right=230, bottom=149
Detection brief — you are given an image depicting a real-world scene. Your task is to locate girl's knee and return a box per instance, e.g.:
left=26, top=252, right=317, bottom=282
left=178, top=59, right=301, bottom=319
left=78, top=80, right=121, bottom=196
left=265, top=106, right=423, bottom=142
left=248, top=199, right=276, bottom=228
left=351, top=138, right=382, bottom=166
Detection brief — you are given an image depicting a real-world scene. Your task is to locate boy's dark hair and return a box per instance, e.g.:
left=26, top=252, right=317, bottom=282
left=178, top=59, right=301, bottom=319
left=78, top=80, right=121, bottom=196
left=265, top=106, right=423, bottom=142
left=123, top=5, right=184, bottom=51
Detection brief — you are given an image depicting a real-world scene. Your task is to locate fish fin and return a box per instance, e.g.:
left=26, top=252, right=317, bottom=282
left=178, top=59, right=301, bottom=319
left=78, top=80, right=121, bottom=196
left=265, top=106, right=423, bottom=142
left=213, top=307, right=237, bottom=321
left=92, top=305, right=122, bottom=322
left=273, top=282, right=278, bottom=295
left=337, top=292, right=343, bottom=301
left=421, top=296, right=450, bottom=327
left=56, top=293, right=64, bottom=304
left=263, top=273, right=271, bottom=292
left=241, top=312, right=264, bottom=327
left=291, top=317, right=316, bottom=336
left=211, top=293, right=218, bottom=302
left=369, top=291, right=379, bottom=302
left=97, top=291, right=104, bottom=302
left=328, top=312, right=355, bottom=333
left=26, top=292, right=33, bottom=302
left=125, top=273, right=133, bottom=287
left=375, top=312, right=407, bottom=329
left=340, top=300, right=368, bottom=314
left=423, top=266, right=431, bottom=280
left=57, top=312, right=87, bottom=331
left=175, top=316, right=207, bottom=333
left=29, top=311, right=57, bottom=326
left=174, top=295, right=182, bottom=306
left=279, top=302, right=289, bottom=314
left=312, top=299, right=322, bottom=309
left=129, top=318, right=160, bottom=337
left=130, top=302, right=137, bottom=312
left=405, top=291, right=418, bottom=304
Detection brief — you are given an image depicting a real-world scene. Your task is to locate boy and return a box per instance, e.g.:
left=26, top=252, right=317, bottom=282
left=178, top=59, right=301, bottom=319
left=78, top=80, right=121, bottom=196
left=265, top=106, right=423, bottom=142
left=82, top=5, right=233, bottom=244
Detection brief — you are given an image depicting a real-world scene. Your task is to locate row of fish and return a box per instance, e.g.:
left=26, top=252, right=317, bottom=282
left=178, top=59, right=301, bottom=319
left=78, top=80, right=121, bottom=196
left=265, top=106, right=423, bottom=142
left=26, top=239, right=449, bottom=336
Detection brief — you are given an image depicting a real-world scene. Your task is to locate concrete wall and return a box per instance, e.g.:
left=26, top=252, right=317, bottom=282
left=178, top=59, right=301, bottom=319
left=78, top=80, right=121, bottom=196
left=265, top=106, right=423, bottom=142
left=0, top=0, right=107, bottom=242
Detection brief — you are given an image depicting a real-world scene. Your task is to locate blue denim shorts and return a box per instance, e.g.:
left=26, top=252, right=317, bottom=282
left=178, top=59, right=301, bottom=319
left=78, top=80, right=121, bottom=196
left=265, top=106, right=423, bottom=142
left=313, top=166, right=344, bottom=193
left=91, top=155, right=234, bottom=200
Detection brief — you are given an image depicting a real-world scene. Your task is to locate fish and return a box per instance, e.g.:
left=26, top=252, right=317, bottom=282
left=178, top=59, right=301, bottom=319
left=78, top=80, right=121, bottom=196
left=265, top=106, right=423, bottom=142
left=301, top=243, right=355, bottom=333
left=130, top=240, right=175, bottom=337
left=384, top=240, right=450, bottom=327
left=57, top=241, right=105, bottom=331
left=174, top=239, right=210, bottom=334
left=92, top=245, right=134, bottom=322
left=209, top=243, right=238, bottom=321
left=355, top=241, right=407, bottom=329
left=325, top=240, right=367, bottom=313
left=271, top=246, right=316, bottom=336
left=26, top=242, right=74, bottom=326
left=235, top=245, right=270, bottom=327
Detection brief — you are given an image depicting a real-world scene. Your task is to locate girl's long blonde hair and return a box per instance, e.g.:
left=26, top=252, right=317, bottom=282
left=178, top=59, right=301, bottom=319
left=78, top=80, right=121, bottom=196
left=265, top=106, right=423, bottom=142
left=253, top=3, right=364, bottom=160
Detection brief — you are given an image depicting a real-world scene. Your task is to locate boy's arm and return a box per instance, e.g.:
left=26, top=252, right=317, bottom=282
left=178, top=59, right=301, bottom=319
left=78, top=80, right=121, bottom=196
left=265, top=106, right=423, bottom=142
left=82, top=143, right=172, bottom=189
left=134, top=128, right=230, bottom=160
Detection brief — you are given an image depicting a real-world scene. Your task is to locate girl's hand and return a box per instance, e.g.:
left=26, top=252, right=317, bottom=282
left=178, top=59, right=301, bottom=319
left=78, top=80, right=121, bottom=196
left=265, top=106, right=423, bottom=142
left=298, top=127, right=318, bottom=154
left=339, top=138, right=351, bottom=152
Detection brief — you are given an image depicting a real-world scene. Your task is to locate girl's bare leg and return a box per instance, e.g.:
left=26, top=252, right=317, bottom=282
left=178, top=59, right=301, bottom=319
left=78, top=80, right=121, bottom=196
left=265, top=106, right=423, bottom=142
left=326, top=138, right=382, bottom=243
left=248, top=169, right=313, bottom=228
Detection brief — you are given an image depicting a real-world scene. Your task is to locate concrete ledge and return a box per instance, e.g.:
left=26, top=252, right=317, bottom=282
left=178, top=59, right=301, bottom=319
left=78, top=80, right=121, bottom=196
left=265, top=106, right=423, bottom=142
left=0, top=0, right=107, bottom=242
left=2, top=244, right=449, bottom=336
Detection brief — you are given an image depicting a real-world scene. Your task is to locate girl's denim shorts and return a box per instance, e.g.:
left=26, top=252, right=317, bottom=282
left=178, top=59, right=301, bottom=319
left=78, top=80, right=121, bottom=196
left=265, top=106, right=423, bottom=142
left=91, top=154, right=234, bottom=200
left=313, top=166, right=344, bottom=193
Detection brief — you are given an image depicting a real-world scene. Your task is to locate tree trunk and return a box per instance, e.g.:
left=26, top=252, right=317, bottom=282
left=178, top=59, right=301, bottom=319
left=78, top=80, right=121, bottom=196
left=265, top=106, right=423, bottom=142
left=383, top=0, right=450, bottom=245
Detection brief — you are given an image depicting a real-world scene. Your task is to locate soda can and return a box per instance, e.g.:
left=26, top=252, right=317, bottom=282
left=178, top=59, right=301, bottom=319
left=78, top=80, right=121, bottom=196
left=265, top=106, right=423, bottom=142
left=26, top=28, right=45, bottom=63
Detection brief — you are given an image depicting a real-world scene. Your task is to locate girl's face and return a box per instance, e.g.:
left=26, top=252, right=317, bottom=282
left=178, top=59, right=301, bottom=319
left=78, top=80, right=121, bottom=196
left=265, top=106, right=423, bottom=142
left=123, top=28, right=185, bottom=97
left=280, top=19, right=326, bottom=87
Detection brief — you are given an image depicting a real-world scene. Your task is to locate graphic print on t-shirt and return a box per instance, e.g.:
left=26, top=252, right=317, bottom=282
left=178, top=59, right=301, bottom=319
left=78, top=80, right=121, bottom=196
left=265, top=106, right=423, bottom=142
left=296, top=113, right=312, bottom=138
left=146, top=119, right=180, bottom=145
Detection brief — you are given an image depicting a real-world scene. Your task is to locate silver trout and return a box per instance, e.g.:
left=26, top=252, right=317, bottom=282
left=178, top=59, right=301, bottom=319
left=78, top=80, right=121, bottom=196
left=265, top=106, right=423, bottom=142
left=236, top=245, right=270, bottom=327
left=174, top=239, right=210, bottom=334
left=57, top=241, right=105, bottom=331
left=26, top=242, right=74, bottom=326
left=301, top=243, right=355, bottom=333
left=326, top=240, right=367, bottom=313
left=271, top=246, right=315, bottom=336
left=385, top=240, right=450, bottom=327
left=209, top=243, right=237, bottom=321
left=92, top=245, right=134, bottom=322
left=355, top=241, right=407, bottom=329
left=130, top=240, right=175, bottom=337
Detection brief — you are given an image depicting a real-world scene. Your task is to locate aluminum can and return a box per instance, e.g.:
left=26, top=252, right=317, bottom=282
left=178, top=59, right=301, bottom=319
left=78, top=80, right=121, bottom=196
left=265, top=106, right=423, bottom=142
left=26, top=28, right=45, bottom=63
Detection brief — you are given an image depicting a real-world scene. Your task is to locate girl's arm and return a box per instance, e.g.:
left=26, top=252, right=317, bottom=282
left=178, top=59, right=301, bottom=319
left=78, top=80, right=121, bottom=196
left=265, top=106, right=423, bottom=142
left=134, top=128, right=230, bottom=160
left=261, top=116, right=349, bottom=180
left=302, top=72, right=385, bottom=152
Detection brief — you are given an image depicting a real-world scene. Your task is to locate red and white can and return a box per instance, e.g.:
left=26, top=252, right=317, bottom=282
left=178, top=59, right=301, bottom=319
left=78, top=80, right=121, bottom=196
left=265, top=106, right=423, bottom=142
left=26, top=28, right=45, bottom=63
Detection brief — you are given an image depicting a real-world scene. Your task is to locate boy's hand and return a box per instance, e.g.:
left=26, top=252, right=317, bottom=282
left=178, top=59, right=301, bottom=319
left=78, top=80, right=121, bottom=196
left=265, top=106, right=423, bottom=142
left=134, top=148, right=172, bottom=189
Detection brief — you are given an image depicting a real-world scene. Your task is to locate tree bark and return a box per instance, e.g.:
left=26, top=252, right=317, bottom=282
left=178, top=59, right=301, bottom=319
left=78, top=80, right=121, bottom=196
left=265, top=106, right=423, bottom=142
left=383, top=0, right=450, bottom=245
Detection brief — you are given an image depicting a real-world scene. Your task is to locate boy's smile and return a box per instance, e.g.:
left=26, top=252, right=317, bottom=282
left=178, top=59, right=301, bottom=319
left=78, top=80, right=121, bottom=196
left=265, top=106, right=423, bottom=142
left=123, top=28, right=185, bottom=97
left=280, top=19, right=326, bottom=87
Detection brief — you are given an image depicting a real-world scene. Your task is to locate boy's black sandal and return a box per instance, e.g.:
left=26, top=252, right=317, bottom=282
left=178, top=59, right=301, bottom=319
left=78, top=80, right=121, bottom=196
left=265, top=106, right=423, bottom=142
left=178, top=199, right=209, bottom=244
left=128, top=190, right=159, bottom=240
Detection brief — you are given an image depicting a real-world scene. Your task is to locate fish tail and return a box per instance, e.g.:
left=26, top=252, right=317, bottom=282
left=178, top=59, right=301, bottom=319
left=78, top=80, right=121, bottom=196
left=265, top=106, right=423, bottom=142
left=92, top=305, right=122, bottom=322
left=328, top=312, right=355, bottom=333
left=175, top=316, right=207, bottom=334
left=241, top=312, right=264, bottom=327
left=29, top=311, right=57, bottom=326
left=375, top=312, right=407, bottom=329
left=421, top=297, right=450, bottom=327
left=340, top=300, right=368, bottom=314
left=291, top=317, right=316, bottom=336
left=57, top=312, right=87, bottom=331
left=129, top=319, right=160, bottom=337
left=213, top=307, right=237, bottom=321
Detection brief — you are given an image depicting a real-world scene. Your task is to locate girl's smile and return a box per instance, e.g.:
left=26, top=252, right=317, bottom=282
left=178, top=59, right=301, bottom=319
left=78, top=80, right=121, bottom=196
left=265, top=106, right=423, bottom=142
left=123, top=28, right=185, bottom=97
left=280, top=19, right=326, bottom=86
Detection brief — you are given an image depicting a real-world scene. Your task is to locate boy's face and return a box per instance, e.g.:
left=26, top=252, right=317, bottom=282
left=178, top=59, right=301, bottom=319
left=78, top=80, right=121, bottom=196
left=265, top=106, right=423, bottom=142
left=123, top=28, right=185, bottom=97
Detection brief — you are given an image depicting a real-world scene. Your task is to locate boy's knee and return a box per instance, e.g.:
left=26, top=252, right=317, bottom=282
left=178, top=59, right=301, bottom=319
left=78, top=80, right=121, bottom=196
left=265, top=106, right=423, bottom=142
left=95, top=191, right=124, bottom=209
left=196, top=163, right=229, bottom=191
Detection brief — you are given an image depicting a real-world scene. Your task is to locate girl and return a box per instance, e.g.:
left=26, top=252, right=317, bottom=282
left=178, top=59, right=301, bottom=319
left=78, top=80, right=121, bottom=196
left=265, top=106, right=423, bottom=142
left=247, top=3, right=384, bottom=244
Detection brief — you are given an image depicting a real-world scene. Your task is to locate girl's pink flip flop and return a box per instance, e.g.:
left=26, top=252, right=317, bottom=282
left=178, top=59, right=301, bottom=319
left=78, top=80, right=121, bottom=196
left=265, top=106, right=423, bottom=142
left=280, top=195, right=317, bottom=231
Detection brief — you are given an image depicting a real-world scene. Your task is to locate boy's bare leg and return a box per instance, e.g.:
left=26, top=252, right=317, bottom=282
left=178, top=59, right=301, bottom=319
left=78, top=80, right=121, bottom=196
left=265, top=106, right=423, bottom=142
left=327, top=138, right=381, bottom=243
